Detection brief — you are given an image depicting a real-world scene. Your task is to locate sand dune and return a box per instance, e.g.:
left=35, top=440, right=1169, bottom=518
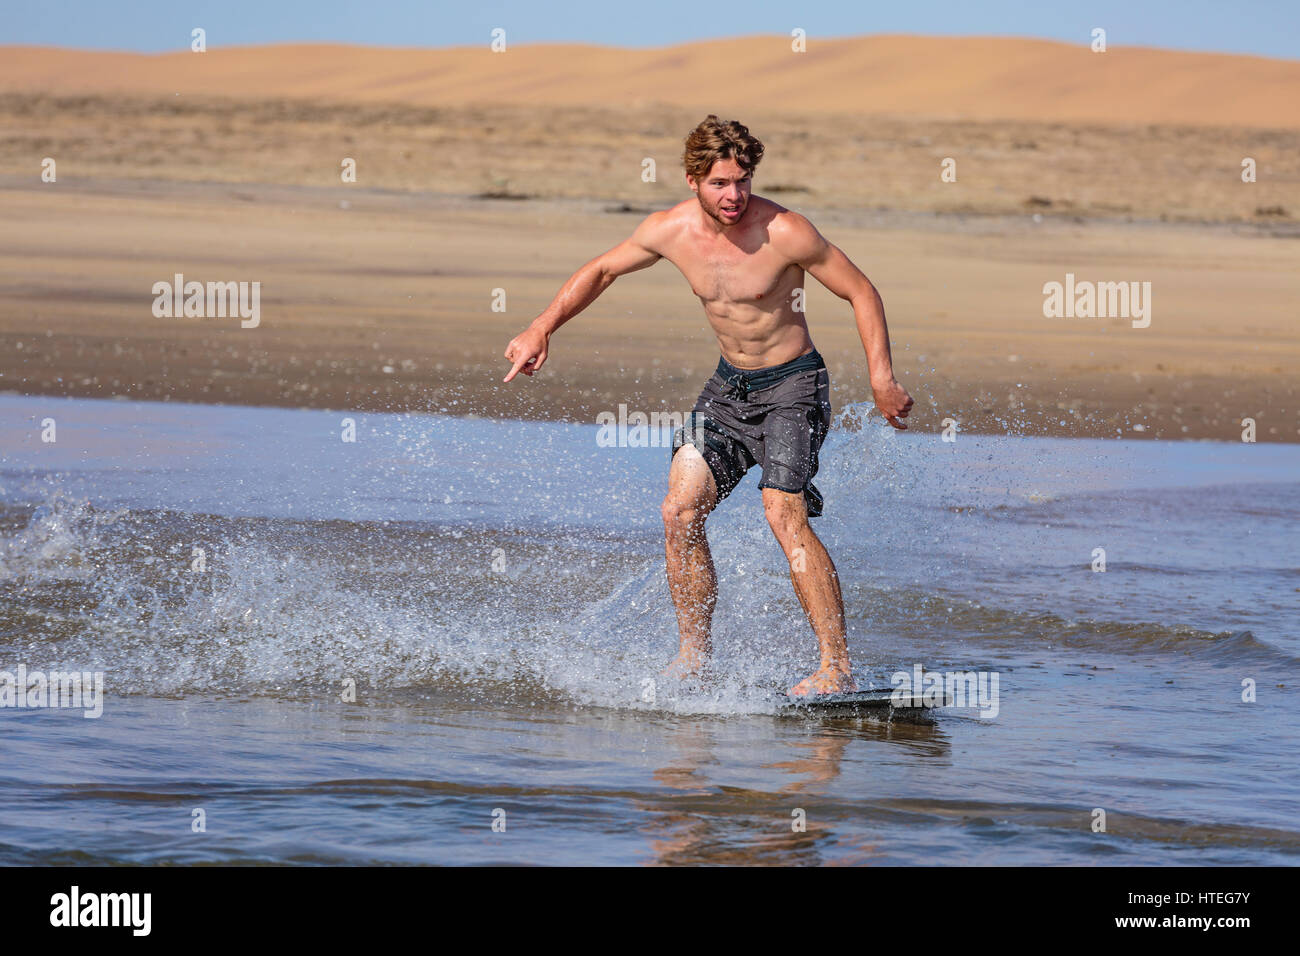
left=2, top=35, right=1297, bottom=441
left=2, top=35, right=1297, bottom=128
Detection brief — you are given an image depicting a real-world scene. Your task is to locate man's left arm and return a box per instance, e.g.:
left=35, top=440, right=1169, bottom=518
left=779, top=213, right=914, bottom=429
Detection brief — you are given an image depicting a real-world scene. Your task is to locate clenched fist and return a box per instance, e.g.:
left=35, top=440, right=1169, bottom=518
left=871, top=377, right=914, bottom=429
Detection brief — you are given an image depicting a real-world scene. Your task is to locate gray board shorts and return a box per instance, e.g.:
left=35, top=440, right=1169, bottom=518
left=671, top=347, right=831, bottom=517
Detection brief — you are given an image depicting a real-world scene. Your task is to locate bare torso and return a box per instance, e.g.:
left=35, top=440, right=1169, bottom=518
left=655, top=195, right=813, bottom=369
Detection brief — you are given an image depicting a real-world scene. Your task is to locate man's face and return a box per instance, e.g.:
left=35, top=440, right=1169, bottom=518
left=690, top=157, right=751, bottom=226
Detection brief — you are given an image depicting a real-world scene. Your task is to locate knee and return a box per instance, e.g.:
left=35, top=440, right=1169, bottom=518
left=662, top=495, right=707, bottom=535
left=764, top=496, right=808, bottom=547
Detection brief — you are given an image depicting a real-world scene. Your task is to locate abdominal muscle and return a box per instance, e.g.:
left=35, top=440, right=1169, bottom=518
left=703, top=302, right=815, bottom=370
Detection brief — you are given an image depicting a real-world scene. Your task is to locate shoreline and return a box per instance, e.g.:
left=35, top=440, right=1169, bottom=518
left=2, top=177, right=1296, bottom=445
left=0, top=386, right=1283, bottom=446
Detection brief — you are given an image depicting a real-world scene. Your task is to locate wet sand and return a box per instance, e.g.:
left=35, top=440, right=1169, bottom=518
left=2, top=171, right=1297, bottom=442
left=2, top=37, right=1298, bottom=441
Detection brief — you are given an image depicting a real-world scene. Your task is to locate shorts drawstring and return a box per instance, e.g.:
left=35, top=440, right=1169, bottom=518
left=723, top=372, right=751, bottom=401
left=715, top=349, right=823, bottom=402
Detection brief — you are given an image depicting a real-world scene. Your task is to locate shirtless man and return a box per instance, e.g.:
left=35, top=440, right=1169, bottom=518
left=503, top=115, right=913, bottom=696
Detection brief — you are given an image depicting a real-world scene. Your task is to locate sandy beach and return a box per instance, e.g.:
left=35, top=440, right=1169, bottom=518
left=1, top=38, right=1297, bottom=441
left=3, top=33, right=1300, bottom=874
left=1, top=171, right=1296, bottom=442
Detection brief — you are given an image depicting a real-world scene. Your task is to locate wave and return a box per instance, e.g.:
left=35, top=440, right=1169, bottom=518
left=2, top=484, right=1294, bottom=714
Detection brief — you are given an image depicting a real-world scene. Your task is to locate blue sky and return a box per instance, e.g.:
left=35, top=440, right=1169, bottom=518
left=4, top=0, right=1296, bottom=59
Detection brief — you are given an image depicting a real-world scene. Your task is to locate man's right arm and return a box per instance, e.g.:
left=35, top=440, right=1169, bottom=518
left=503, top=213, right=664, bottom=382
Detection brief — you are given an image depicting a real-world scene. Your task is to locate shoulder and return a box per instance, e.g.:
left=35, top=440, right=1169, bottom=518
left=631, top=201, right=692, bottom=250
left=764, top=201, right=827, bottom=263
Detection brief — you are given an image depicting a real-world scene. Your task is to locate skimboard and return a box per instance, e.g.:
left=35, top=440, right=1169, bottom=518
left=777, top=686, right=954, bottom=719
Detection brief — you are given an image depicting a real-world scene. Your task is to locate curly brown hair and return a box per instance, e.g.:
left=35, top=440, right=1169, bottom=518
left=682, top=115, right=765, bottom=182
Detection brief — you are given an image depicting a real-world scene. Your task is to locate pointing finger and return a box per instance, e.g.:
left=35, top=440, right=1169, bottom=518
left=503, top=354, right=531, bottom=383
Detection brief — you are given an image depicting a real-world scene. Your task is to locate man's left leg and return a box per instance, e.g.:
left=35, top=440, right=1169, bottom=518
left=762, top=487, right=857, bottom=696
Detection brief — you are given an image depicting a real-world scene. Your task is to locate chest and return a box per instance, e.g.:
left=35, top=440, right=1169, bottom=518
left=675, top=240, right=797, bottom=305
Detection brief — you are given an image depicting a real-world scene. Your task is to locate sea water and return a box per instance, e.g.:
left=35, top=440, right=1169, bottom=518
left=1, top=394, right=1296, bottom=864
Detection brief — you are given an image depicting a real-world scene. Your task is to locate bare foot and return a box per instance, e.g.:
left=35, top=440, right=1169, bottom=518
left=662, top=645, right=711, bottom=682
left=788, top=666, right=857, bottom=697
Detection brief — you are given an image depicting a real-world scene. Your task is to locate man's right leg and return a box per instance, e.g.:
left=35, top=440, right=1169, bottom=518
left=661, top=444, right=719, bottom=679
